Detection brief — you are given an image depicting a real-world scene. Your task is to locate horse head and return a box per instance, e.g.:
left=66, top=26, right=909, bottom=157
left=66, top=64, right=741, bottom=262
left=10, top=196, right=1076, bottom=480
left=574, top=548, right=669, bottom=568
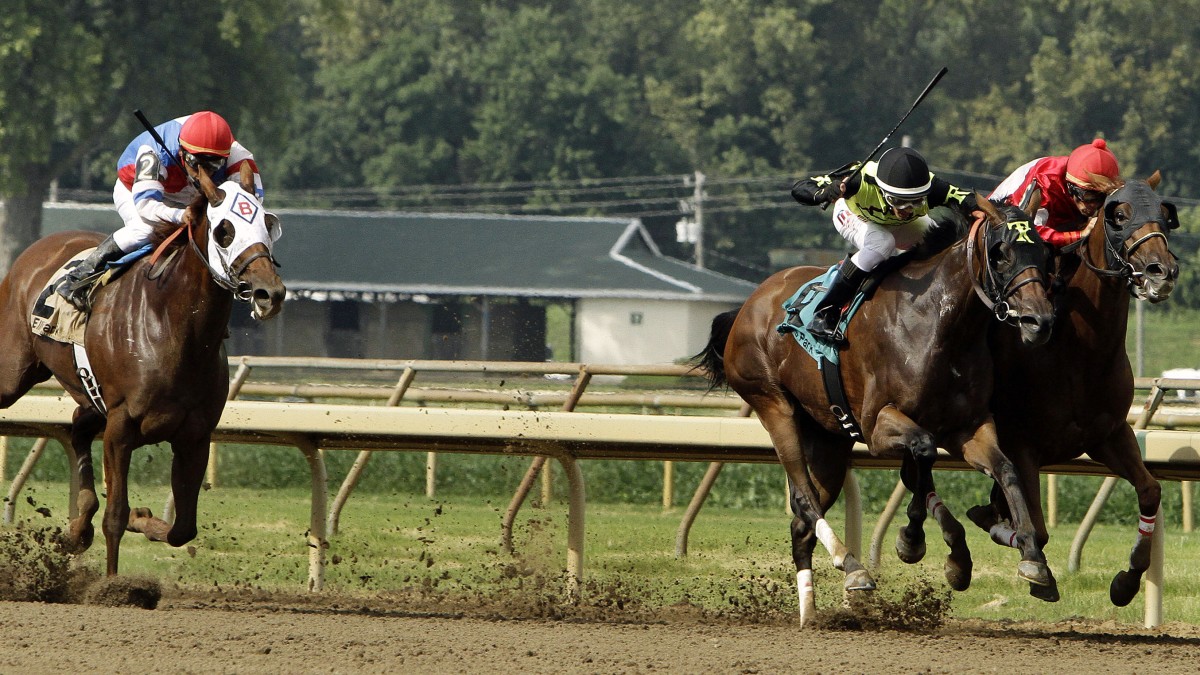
left=975, top=193, right=1054, bottom=346
left=1090, top=172, right=1179, bottom=302
left=188, top=161, right=286, bottom=319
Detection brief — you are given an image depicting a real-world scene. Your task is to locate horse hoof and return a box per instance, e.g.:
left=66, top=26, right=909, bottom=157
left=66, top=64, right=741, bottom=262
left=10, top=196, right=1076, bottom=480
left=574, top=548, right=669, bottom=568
left=844, top=570, right=876, bottom=592
left=944, top=558, right=972, bottom=592
left=1110, top=570, right=1141, bottom=607
left=60, top=524, right=94, bottom=555
left=129, top=506, right=155, bottom=521
left=895, top=527, right=926, bottom=564
left=1017, top=560, right=1053, bottom=587
left=1030, top=580, right=1060, bottom=603
left=965, top=505, right=997, bottom=531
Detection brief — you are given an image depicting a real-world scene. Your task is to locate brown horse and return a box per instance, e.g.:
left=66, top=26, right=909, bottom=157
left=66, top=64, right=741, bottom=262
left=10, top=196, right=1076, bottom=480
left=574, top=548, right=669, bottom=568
left=973, top=173, right=1179, bottom=605
left=0, top=161, right=285, bottom=575
left=695, top=199, right=1055, bottom=625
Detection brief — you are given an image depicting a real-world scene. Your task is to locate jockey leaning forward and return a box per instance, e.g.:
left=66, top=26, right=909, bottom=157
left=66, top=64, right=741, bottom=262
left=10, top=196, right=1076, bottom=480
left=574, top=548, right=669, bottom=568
left=988, top=138, right=1119, bottom=250
left=56, top=110, right=266, bottom=312
left=791, top=146, right=978, bottom=343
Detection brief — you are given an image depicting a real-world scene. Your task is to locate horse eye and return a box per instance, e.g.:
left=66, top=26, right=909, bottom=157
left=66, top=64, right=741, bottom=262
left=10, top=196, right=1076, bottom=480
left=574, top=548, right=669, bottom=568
left=214, top=220, right=236, bottom=248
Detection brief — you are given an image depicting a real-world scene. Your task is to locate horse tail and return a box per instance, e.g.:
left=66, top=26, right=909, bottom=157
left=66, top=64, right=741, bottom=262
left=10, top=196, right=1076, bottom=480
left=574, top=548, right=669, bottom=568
left=690, top=307, right=740, bottom=390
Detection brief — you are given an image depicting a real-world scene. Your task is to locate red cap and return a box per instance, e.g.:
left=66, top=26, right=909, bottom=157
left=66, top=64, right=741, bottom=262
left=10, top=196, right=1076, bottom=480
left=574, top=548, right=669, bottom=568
left=179, top=111, right=233, bottom=157
left=1065, top=138, right=1119, bottom=187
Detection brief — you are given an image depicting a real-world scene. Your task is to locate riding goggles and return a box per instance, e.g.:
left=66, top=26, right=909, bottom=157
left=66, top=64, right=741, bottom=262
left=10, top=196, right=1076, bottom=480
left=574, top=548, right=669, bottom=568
left=184, top=151, right=227, bottom=176
left=1067, top=183, right=1105, bottom=204
left=883, top=193, right=926, bottom=209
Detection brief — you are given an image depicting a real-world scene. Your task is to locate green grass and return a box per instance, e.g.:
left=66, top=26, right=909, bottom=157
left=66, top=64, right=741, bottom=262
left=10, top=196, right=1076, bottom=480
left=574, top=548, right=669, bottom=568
left=1132, top=303, right=1200, bottom=377
left=9, top=480, right=1200, bottom=625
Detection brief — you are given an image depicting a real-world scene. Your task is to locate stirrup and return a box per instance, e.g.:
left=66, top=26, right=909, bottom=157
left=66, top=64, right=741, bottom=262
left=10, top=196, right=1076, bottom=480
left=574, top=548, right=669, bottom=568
left=57, top=277, right=94, bottom=313
left=806, top=311, right=845, bottom=345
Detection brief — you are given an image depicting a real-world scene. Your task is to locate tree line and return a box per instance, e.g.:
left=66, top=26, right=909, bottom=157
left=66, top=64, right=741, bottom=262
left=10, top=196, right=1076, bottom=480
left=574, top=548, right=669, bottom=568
left=3, top=0, right=1198, bottom=296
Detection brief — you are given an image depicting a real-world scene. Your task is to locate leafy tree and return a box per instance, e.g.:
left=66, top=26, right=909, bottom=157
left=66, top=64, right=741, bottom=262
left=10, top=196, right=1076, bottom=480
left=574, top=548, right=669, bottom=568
left=0, top=1, right=301, bottom=274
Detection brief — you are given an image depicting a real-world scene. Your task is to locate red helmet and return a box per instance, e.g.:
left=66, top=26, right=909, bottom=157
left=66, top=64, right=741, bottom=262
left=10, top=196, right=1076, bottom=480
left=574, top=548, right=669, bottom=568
left=179, top=111, right=233, bottom=157
left=1065, top=138, right=1119, bottom=188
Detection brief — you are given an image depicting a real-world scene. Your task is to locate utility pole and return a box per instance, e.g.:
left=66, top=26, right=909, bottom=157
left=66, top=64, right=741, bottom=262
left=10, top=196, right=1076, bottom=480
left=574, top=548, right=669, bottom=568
left=693, top=170, right=705, bottom=268
left=676, top=171, right=706, bottom=267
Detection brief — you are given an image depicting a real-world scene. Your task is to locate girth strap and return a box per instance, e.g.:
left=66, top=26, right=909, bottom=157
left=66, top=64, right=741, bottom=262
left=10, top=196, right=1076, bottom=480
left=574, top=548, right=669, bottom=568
left=820, top=356, right=863, bottom=441
left=73, top=343, right=107, bottom=416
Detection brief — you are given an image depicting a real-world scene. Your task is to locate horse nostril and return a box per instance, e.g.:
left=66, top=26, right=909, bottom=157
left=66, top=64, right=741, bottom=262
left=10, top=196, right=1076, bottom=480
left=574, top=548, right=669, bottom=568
left=1144, top=263, right=1170, bottom=281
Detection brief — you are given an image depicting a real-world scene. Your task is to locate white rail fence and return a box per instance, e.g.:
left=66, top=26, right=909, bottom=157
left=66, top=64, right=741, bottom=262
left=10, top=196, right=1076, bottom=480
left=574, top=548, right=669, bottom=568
left=2, top=357, right=1199, bottom=628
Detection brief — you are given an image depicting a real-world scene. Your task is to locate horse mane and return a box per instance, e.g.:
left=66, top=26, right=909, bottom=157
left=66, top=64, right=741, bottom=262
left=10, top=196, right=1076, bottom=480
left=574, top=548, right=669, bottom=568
left=1090, top=173, right=1124, bottom=194
left=910, top=205, right=971, bottom=260
left=146, top=195, right=207, bottom=249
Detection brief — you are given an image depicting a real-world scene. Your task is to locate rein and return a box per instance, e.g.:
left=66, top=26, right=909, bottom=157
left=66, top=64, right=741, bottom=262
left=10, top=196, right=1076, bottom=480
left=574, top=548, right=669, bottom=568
left=965, top=215, right=1045, bottom=324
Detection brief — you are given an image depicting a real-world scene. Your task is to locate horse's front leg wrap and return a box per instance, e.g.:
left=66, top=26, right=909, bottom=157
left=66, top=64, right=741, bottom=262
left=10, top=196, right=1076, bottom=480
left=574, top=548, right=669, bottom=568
left=814, top=518, right=845, bottom=569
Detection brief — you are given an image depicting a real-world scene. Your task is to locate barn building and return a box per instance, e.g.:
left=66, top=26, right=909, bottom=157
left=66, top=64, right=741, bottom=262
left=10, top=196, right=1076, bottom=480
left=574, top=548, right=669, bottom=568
left=41, top=203, right=756, bottom=364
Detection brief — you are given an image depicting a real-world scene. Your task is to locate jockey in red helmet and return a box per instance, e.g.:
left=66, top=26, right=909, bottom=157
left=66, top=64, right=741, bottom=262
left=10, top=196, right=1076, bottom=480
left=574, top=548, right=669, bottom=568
left=989, top=138, right=1119, bottom=249
left=56, top=111, right=266, bottom=312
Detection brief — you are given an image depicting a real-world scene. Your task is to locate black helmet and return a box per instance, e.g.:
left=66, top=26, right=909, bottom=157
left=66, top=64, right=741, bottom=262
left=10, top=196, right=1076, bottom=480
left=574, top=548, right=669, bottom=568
left=875, top=147, right=932, bottom=197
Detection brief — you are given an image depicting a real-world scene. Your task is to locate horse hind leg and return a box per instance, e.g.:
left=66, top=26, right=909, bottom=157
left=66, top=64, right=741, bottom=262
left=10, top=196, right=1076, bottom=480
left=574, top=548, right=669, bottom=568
left=789, top=509, right=819, bottom=626
left=757, top=401, right=873, bottom=613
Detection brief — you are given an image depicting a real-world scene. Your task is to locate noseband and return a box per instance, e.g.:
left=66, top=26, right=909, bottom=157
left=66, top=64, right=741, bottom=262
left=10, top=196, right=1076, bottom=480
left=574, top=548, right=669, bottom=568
left=966, top=215, right=1047, bottom=325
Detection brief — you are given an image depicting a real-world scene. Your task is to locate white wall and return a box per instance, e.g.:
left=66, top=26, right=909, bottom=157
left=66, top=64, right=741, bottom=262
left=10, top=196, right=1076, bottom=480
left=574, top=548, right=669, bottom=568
left=576, top=298, right=742, bottom=365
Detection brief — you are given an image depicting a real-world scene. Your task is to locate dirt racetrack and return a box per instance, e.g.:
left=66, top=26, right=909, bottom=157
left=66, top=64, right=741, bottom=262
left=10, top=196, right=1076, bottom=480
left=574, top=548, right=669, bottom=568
left=3, top=587, right=1200, bottom=674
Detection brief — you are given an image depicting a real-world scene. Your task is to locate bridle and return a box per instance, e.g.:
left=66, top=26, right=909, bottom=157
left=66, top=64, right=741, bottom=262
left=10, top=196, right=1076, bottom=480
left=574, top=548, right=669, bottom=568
left=966, top=213, right=1049, bottom=325
left=1074, top=181, right=1177, bottom=295
left=177, top=196, right=280, bottom=302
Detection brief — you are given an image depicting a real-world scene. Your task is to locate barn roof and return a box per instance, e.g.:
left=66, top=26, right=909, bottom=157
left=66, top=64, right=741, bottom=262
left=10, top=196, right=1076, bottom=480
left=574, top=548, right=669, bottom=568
left=41, top=203, right=757, bottom=303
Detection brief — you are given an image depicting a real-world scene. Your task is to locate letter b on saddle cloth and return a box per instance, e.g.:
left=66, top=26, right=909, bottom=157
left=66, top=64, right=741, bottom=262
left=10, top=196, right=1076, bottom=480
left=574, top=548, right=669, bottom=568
left=30, top=245, right=151, bottom=416
left=776, top=264, right=885, bottom=441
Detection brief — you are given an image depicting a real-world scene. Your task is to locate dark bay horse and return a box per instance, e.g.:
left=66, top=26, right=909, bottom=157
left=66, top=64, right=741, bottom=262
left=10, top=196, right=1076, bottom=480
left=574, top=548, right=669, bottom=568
left=974, top=173, right=1179, bottom=605
left=695, top=199, right=1055, bottom=626
left=0, top=161, right=285, bottom=575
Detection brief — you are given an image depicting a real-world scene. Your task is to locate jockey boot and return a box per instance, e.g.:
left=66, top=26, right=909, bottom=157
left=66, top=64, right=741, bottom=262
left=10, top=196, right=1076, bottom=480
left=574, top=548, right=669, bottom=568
left=806, top=260, right=867, bottom=343
left=56, top=235, right=125, bottom=313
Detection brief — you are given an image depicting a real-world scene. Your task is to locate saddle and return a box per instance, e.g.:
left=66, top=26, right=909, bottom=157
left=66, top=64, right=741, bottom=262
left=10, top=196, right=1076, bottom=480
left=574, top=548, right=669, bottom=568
left=30, top=245, right=150, bottom=416
left=775, top=255, right=911, bottom=441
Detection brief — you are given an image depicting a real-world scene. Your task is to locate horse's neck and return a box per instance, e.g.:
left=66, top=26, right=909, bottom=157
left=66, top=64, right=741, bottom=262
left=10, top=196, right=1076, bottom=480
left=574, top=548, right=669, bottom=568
left=158, top=231, right=234, bottom=339
left=1064, top=236, right=1132, bottom=353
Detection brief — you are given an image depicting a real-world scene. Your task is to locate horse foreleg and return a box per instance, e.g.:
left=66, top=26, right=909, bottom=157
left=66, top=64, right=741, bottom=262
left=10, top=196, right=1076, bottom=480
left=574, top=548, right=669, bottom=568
left=871, top=407, right=940, bottom=564
left=960, top=424, right=1057, bottom=600
left=164, top=436, right=208, bottom=547
left=64, top=407, right=105, bottom=553
left=100, top=420, right=135, bottom=576
left=896, top=450, right=972, bottom=591
left=1094, top=428, right=1161, bottom=607
left=895, top=453, right=928, bottom=564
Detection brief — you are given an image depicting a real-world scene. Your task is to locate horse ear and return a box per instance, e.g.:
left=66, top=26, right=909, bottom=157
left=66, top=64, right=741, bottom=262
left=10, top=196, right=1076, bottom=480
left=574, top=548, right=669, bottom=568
left=186, top=159, right=224, bottom=207
left=1147, top=170, right=1163, bottom=190
left=239, top=161, right=255, bottom=194
left=975, top=193, right=1001, bottom=223
left=1024, top=188, right=1042, bottom=218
